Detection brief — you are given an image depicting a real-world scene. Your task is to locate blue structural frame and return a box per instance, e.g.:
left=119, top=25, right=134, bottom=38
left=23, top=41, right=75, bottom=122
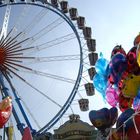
left=0, top=1, right=83, bottom=137
left=0, top=73, right=25, bottom=135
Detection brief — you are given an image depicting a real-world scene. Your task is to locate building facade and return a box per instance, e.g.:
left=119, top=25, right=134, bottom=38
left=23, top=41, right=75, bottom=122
left=53, top=114, right=97, bottom=140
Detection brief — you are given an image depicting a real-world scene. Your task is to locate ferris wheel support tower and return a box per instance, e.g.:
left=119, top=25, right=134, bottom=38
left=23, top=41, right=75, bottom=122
left=0, top=4, right=11, bottom=40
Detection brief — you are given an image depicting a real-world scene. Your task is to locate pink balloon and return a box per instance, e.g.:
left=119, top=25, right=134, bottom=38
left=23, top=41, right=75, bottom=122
left=106, top=85, right=119, bottom=107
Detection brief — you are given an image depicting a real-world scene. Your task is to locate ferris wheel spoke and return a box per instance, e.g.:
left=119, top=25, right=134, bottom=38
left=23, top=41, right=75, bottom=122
left=21, top=8, right=49, bottom=38
left=20, top=69, right=76, bottom=84
left=0, top=28, right=13, bottom=45
left=0, top=28, right=1, bottom=36
left=5, top=37, right=30, bottom=50
left=20, top=98, right=41, bottom=129
left=25, top=17, right=65, bottom=46
left=9, top=8, right=50, bottom=42
left=0, top=66, right=19, bottom=83
left=5, top=54, right=79, bottom=63
left=10, top=5, right=32, bottom=36
left=4, top=61, right=32, bottom=71
left=1, top=56, right=77, bottom=84
left=6, top=46, right=34, bottom=54
left=11, top=84, right=42, bottom=129
left=6, top=45, right=35, bottom=54
left=24, top=54, right=80, bottom=64
left=28, top=32, right=76, bottom=53
left=2, top=63, right=19, bottom=71
left=0, top=31, right=29, bottom=52
left=5, top=67, right=63, bottom=108
left=6, top=53, right=23, bottom=57
left=2, top=31, right=22, bottom=48
left=2, top=71, right=43, bottom=129
left=5, top=58, right=22, bottom=63
left=2, top=33, right=75, bottom=54
left=1, top=37, right=14, bottom=48
left=6, top=56, right=35, bottom=59
left=6, top=46, right=23, bottom=54
left=3, top=40, right=18, bottom=50
left=10, top=17, right=65, bottom=49
left=0, top=34, right=4, bottom=44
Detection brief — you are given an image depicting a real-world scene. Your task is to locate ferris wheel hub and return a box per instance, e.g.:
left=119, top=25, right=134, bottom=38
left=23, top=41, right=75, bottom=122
left=0, top=48, right=6, bottom=65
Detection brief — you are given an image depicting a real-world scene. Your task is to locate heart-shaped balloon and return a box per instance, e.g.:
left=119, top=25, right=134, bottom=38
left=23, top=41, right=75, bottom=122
left=89, top=108, right=109, bottom=130
left=89, top=107, right=118, bottom=130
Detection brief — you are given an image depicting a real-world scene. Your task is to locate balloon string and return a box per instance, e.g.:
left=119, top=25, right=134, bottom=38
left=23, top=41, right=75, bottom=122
left=107, top=111, right=140, bottom=139
left=109, top=127, right=112, bottom=140
left=122, top=123, right=125, bottom=140
left=133, top=115, right=139, bottom=134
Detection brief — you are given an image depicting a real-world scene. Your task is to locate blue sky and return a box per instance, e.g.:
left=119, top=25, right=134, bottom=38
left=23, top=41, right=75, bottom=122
left=69, top=0, right=140, bottom=57
left=66, top=0, right=140, bottom=126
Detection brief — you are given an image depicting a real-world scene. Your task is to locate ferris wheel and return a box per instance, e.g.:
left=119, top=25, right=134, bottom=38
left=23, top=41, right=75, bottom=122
left=0, top=0, right=98, bottom=138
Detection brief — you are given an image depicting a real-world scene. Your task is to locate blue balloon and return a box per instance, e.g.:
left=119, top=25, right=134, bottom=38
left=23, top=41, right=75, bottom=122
left=133, top=97, right=140, bottom=110
left=93, top=74, right=107, bottom=98
left=95, top=53, right=109, bottom=76
left=133, top=90, right=140, bottom=109
left=136, top=89, right=140, bottom=99
left=116, top=108, right=135, bottom=132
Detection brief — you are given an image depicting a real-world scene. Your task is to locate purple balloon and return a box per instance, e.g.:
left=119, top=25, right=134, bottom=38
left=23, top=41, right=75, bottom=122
left=108, top=53, right=127, bottom=85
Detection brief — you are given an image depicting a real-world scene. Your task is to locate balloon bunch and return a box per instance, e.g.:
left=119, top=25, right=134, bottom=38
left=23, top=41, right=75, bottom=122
left=93, top=40, right=140, bottom=112
left=90, top=34, right=140, bottom=139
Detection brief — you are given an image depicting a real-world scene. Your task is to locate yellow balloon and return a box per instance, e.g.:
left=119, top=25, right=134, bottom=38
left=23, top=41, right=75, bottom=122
left=137, top=44, right=140, bottom=67
left=122, top=74, right=140, bottom=98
